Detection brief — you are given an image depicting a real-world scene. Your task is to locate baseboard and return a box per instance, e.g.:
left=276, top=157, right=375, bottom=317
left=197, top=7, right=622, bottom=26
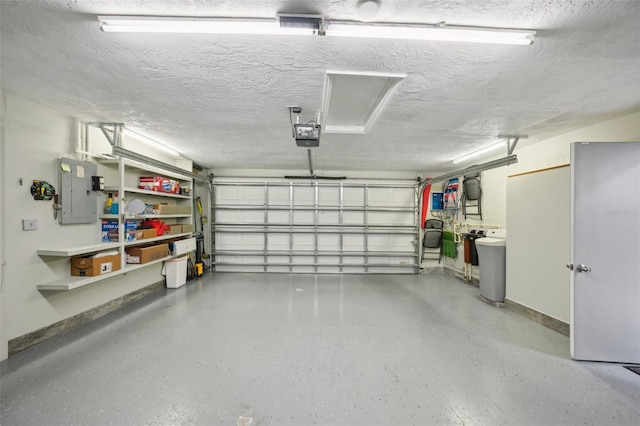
left=504, top=298, right=570, bottom=337
left=8, top=281, right=165, bottom=357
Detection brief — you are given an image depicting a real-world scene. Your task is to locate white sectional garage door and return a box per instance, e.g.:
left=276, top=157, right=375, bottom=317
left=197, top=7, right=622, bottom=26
left=212, top=179, right=419, bottom=273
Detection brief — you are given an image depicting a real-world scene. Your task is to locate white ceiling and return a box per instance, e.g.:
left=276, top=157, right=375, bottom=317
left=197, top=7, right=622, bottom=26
left=1, top=0, right=639, bottom=173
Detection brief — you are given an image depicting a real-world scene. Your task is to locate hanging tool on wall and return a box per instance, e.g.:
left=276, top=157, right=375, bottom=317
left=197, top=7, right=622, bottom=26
left=194, top=196, right=207, bottom=277
left=195, top=196, right=207, bottom=232
left=30, top=180, right=55, bottom=201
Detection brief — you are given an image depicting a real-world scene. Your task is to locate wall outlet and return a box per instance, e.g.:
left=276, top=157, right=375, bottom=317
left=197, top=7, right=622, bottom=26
left=22, top=219, right=38, bottom=231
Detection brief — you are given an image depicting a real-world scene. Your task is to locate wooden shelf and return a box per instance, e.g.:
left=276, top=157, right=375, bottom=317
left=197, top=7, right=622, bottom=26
left=37, top=256, right=174, bottom=291
left=37, top=242, right=120, bottom=257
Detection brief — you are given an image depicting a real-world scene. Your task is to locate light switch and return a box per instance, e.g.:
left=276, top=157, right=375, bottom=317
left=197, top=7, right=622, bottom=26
left=22, top=219, right=38, bottom=231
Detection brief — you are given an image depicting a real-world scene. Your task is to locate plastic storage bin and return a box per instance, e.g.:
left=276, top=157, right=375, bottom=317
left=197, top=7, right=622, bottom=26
left=164, top=256, right=187, bottom=288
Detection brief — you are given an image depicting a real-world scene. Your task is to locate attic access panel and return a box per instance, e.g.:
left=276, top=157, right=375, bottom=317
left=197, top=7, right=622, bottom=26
left=321, top=70, right=405, bottom=134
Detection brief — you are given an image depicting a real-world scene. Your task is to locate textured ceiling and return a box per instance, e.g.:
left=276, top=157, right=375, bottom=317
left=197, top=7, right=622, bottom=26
left=1, top=0, right=639, bottom=173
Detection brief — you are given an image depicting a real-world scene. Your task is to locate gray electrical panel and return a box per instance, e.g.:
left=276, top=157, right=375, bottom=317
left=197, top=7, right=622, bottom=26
left=59, top=158, right=98, bottom=224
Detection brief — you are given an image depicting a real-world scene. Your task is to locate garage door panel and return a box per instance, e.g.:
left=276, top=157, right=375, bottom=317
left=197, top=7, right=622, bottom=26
left=293, top=211, right=314, bottom=224
left=343, top=211, right=364, bottom=224
left=292, top=234, right=314, bottom=250
left=268, top=186, right=289, bottom=203
left=213, top=180, right=418, bottom=273
left=293, top=186, right=314, bottom=203
left=318, top=234, right=339, bottom=250
left=318, top=211, right=340, bottom=224
left=266, top=234, right=289, bottom=250
left=267, top=210, right=289, bottom=223
left=368, top=211, right=413, bottom=226
left=318, top=187, right=340, bottom=204
left=292, top=256, right=315, bottom=265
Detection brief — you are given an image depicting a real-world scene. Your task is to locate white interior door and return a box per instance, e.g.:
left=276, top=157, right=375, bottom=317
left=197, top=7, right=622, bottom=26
left=1, top=127, right=7, bottom=361
left=570, top=142, right=640, bottom=363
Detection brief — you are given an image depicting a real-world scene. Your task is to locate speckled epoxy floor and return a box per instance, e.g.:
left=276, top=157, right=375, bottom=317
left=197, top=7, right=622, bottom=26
left=2, top=271, right=640, bottom=425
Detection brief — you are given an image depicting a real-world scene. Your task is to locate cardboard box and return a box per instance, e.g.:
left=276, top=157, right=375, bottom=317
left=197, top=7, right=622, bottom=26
left=135, top=228, right=157, bottom=240
left=101, top=220, right=119, bottom=242
left=71, top=252, right=121, bottom=276
left=169, top=224, right=183, bottom=235
left=181, top=224, right=194, bottom=233
left=152, top=204, right=191, bottom=215
left=126, top=244, right=169, bottom=264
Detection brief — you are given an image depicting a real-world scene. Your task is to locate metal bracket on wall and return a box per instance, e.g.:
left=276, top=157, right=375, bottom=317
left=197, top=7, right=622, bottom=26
left=87, top=122, right=124, bottom=147
left=498, top=134, right=528, bottom=156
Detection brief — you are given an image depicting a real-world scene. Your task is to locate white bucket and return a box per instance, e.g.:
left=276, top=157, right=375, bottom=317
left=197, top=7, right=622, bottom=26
left=164, top=256, right=187, bottom=288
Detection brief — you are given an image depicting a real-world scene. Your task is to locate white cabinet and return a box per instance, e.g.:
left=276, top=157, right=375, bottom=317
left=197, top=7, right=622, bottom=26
left=36, top=158, right=194, bottom=291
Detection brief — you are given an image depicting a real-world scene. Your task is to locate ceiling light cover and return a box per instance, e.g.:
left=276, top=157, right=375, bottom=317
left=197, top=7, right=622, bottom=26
left=123, top=129, right=180, bottom=156
left=98, top=16, right=318, bottom=35
left=326, top=23, right=535, bottom=45
left=453, top=141, right=506, bottom=164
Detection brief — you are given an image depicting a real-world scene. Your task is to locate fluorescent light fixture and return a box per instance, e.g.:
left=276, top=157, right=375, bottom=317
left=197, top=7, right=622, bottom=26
left=453, top=141, right=506, bottom=164
left=428, top=154, right=518, bottom=185
left=325, top=22, right=535, bottom=45
left=98, top=15, right=536, bottom=45
left=98, top=15, right=320, bottom=35
left=123, top=129, right=180, bottom=157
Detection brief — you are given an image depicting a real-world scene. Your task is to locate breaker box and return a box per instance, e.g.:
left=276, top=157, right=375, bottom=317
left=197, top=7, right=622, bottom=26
left=59, top=158, right=98, bottom=224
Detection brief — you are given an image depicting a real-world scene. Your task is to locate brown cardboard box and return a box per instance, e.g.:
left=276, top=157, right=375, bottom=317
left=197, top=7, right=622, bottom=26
left=71, top=253, right=121, bottom=276
left=126, top=244, right=169, bottom=264
left=181, top=224, right=194, bottom=233
left=168, top=225, right=183, bottom=235
left=152, top=204, right=191, bottom=215
left=135, top=228, right=157, bottom=240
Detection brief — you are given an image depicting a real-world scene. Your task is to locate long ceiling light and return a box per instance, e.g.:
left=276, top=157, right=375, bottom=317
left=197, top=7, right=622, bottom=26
left=325, top=22, right=535, bottom=45
left=123, top=129, right=180, bottom=157
left=98, top=15, right=536, bottom=45
left=452, top=141, right=506, bottom=164
left=98, top=15, right=322, bottom=35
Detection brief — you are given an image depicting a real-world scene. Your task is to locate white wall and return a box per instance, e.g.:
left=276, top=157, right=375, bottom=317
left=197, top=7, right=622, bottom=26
left=0, top=91, right=190, bottom=341
left=439, top=110, right=640, bottom=319
left=506, top=166, right=570, bottom=322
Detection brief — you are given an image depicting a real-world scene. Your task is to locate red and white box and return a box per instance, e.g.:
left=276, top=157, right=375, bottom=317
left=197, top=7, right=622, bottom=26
left=139, top=176, right=161, bottom=191
left=139, top=176, right=180, bottom=193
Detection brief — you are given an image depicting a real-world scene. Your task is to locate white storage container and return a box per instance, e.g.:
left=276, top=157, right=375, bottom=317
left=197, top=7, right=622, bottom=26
left=170, top=237, right=196, bottom=256
left=164, top=256, right=187, bottom=288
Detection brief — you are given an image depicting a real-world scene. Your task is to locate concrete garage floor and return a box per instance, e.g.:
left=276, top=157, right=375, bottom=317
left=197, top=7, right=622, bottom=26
left=2, top=271, right=640, bottom=425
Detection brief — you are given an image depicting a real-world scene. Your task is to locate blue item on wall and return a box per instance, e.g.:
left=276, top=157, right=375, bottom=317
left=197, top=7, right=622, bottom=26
left=431, top=192, right=444, bottom=210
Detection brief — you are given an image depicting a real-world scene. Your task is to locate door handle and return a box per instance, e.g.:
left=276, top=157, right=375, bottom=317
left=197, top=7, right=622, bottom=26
left=576, top=264, right=591, bottom=273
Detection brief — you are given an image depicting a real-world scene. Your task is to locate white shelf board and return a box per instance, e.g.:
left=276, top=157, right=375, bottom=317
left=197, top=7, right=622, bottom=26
left=100, top=159, right=192, bottom=181
left=124, top=232, right=192, bottom=247
left=102, top=186, right=190, bottom=199
left=37, top=242, right=121, bottom=257
left=122, top=214, right=191, bottom=219
left=37, top=256, right=173, bottom=291
left=99, top=214, right=119, bottom=219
